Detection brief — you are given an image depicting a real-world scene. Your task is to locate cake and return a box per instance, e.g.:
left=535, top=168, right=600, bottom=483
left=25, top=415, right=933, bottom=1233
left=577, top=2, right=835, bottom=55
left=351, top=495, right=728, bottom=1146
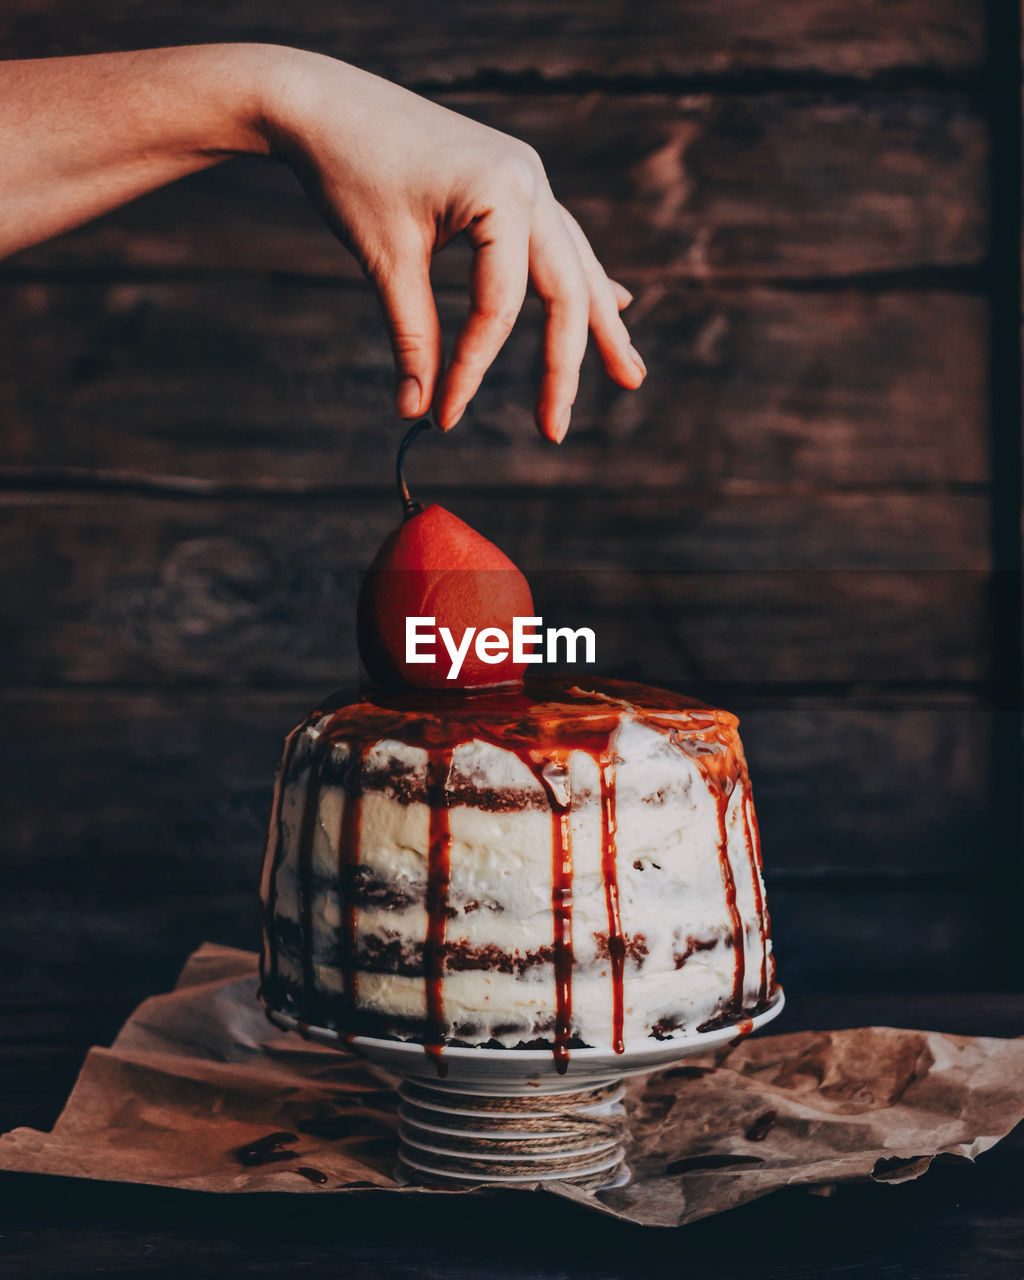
left=259, top=676, right=776, bottom=1069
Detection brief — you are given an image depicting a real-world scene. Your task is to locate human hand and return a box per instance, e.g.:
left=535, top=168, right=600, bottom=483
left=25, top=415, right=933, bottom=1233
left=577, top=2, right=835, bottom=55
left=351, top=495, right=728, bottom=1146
left=257, top=48, right=646, bottom=440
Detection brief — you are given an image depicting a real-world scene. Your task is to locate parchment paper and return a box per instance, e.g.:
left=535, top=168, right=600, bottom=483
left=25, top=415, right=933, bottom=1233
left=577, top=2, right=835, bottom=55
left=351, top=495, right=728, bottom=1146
left=3, top=943, right=1024, bottom=1228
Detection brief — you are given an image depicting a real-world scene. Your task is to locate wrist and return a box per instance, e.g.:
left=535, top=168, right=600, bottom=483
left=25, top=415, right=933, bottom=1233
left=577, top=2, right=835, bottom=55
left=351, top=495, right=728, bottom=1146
left=194, top=43, right=300, bottom=158
left=243, top=44, right=342, bottom=160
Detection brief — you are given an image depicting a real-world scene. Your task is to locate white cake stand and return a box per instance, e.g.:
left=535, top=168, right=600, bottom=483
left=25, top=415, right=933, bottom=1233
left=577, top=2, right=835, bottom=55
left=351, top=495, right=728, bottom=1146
left=267, top=990, right=784, bottom=1189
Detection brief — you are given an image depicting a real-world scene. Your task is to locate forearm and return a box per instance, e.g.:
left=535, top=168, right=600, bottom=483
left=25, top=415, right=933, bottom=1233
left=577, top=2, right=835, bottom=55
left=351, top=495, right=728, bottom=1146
left=0, top=44, right=284, bottom=258
left=0, top=43, right=643, bottom=435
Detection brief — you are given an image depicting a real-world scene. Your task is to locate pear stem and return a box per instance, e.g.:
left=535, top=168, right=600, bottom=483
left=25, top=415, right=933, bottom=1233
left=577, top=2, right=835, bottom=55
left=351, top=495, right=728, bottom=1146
left=397, top=419, right=433, bottom=519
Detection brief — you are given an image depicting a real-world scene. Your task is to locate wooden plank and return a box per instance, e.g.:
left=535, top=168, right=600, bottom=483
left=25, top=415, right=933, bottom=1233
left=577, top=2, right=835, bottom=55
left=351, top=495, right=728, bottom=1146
left=768, top=883, right=996, bottom=991
left=0, top=1, right=986, bottom=80
left=778, top=991, right=1024, bottom=1038
left=0, top=690, right=991, bottom=882
left=738, top=695, right=993, bottom=878
left=586, top=571, right=989, bottom=684
left=0, top=493, right=989, bottom=685
left=0, top=283, right=988, bottom=488
left=0, top=1146, right=1023, bottom=1280
left=6, top=94, right=988, bottom=280
left=0, top=1045, right=89, bottom=1136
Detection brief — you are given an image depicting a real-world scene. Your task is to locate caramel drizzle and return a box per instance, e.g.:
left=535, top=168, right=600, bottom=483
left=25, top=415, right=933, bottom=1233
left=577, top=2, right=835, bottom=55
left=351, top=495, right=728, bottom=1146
left=739, top=773, right=769, bottom=1002
left=336, top=746, right=364, bottom=1039
left=423, top=742, right=580, bottom=1076
left=292, top=704, right=354, bottom=1026
left=599, top=757, right=626, bottom=1055
left=713, top=789, right=745, bottom=1010
left=260, top=716, right=315, bottom=1001
left=423, top=748, right=454, bottom=1076
left=297, top=738, right=329, bottom=1003
left=666, top=713, right=771, bottom=1017
left=542, top=751, right=575, bottom=1074
left=743, top=773, right=773, bottom=998
left=260, top=678, right=770, bottom=1069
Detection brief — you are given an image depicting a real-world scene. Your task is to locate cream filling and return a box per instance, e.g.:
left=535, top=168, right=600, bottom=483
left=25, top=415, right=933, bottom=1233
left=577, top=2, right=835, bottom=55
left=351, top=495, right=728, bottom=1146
left=267, top=711, right=771, bottom=1045
left=274, top=950, right=746, bottom=1048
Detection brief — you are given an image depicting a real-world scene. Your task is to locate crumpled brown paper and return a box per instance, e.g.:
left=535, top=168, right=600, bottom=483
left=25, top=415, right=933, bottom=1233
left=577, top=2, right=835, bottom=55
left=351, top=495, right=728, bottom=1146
left=3, top=943, right=1024, bottom=1228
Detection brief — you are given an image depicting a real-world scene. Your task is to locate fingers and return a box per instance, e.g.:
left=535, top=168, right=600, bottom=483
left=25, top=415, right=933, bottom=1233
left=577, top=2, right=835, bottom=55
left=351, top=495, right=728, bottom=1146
left=432, top=207, right=530, bottom=431
left=559, top=206, right=645, bottom=391
left=610, top=279, right=634, bottom=310
left=373, top=244, right=444, bottom=419
left=529, top=201, right=591, bottom=442
left=375, top=185, right=642, bottom=439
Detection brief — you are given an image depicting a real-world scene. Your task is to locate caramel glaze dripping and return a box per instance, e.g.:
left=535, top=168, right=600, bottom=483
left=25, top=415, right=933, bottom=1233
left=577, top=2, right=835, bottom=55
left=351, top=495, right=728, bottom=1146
left=729, top=1016, right=755, bottom=1049
left=337, top=746, right=364, bottom=1044
left=261, top=677, right=773, bottom=1068
left=740, top=767, right=771, bottom=1002
left=599, top=758, right=626, bottom=1055
left=276, top=703, right=357, bottom=1028
left=654, top=711, right=771, bottom=1020
left=297, top=736, right=330, bottom=1003
left=545, top=751, right=575, bottom=1074
left=260, top=714, right=319, bottom=1003
left=424, top=748, right=454, bottom=1076
left=713, top=790, right=744, bottom=1011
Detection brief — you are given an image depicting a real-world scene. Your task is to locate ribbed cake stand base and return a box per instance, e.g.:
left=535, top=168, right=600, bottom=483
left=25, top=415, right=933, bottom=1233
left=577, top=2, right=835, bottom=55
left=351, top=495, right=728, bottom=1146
left=267, top=989, right=784, bottom=1190
left=396, top=1079, right=628, bottom=1188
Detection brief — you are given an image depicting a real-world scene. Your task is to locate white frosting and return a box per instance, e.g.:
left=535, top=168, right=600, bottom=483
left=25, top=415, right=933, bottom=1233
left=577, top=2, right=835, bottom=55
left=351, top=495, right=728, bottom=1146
left=265, top=703, right=772, bottom=1050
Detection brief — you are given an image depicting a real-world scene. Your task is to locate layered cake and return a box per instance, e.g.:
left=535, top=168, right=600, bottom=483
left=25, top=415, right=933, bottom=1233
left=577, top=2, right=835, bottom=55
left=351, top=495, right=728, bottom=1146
left=259, top=677, right=776, bottom=1069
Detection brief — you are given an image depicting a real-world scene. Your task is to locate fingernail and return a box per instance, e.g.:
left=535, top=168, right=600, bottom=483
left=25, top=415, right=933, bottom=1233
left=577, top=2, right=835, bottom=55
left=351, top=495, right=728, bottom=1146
left=396, top=374, right=422, bottom=418
left=444, top=402, right=467, bottom=432
left=554, top=406, right=571, bottom=443
left=628, top=345, right=647, bottom=378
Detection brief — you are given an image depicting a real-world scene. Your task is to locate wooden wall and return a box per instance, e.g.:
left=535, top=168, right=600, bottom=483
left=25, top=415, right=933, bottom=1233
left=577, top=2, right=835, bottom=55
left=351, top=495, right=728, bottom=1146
left=1, top=2, right=1017, bottom=1060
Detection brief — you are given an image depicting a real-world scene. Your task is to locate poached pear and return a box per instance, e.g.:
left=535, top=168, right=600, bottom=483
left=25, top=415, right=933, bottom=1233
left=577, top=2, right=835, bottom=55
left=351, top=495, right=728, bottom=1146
left=358, top=423, right=535, bottom=690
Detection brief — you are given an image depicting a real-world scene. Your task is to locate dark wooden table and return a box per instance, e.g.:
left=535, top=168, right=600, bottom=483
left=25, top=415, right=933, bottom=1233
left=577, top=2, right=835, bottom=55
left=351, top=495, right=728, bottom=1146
left=2, top=990, right=1023, bottom=1279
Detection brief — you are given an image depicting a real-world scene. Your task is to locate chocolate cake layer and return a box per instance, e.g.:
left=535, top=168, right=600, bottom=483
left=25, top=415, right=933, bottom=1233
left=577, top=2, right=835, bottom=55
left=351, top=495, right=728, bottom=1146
left=259, top=677, right=775, bottom=1066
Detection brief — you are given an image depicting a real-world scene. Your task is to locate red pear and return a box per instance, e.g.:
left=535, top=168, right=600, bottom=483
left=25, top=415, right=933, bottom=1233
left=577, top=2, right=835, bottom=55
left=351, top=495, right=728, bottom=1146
left=358, top=424, right=535, bottom=690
